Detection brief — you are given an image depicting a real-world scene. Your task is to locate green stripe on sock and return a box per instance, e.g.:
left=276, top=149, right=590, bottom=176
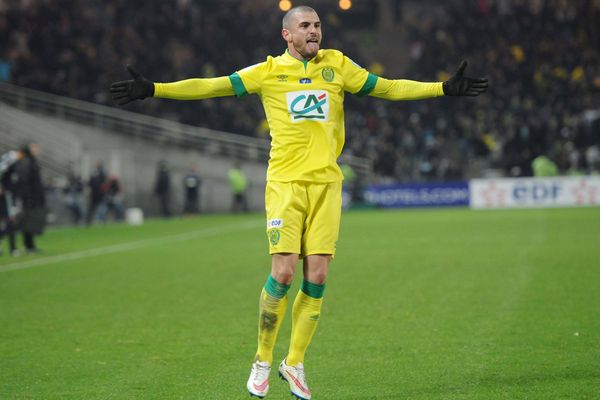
left=264, top=275, right=291, bottom=299
left=301, top=280, right=325, bottom=299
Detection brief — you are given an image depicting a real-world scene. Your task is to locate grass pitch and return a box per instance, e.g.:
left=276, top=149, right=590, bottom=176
left=1, top=207, right=599, bottom=399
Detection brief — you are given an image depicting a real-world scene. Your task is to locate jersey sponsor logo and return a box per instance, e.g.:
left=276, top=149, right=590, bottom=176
left=322, top=67, right=334, bottom=82
left=286, top=90, right=329, bottom=122
left=299, top=78, right=312, bottom=84
left=267, top=218, right=283, bottom=228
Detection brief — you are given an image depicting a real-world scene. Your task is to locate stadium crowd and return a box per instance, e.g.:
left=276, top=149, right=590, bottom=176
left=1, top=0, right=599, bottom=181
left=372, top=0, right=600, bottom=180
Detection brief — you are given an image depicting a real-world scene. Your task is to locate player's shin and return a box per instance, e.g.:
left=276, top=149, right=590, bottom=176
left=255, top=275, right=290, bottom=364
left=286, top=280, right=325, bottom=366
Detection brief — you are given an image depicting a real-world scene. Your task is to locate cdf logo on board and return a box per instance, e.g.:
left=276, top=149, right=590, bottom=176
left=470, top=177, right=600, bottom=209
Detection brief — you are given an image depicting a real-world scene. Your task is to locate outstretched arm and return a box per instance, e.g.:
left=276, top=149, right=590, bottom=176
left=154, top=77, right=234, bottom=100
left=370, top=78, right=444, bottom=101
left=442, top=61, right=488, bottom=96
left=368, top=60, right=488, bottom=101
left=110, top=65, right=234, bottom=105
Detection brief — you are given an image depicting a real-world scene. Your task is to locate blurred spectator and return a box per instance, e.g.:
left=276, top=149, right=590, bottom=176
left=532, top=155, right=559, bottom=177
left=340, top=162, right=358, bottom=207
left=154, top=160, right=171, bottom=217
left=63, top=172, right=84, bottom=225
left=182, top=165, right=202, bottom=214
left=0, top=185, right=18, bottom=256
left=0, top=149, right=23, bottom=256
left=86, top=161, right=106, bottom=225
left=98, top=174, right=124, bottom=222
left=228, top=162, right=248, bottom=213
left=14, top=143, right=46, bottom=253
left=0, top=59, right=10, bottom=82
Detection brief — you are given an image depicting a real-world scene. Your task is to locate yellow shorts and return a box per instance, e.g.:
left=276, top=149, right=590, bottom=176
left=265, top=181, right=342, bottom=256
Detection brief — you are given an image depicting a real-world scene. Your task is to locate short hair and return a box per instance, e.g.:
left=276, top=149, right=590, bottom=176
left=282, top=6, right=317, bottom=29
left=20, top=142, right=32, bottom=157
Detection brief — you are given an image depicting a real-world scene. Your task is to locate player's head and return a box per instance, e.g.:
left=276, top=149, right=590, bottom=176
left=282, top=6, right=321, bottom=61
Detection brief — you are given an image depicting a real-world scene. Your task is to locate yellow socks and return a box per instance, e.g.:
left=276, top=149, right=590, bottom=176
left=286, top=280, right=325, bottom=366
left=255, top=275, right=290, bottom=364
left=254, top=276, right=326, bottom=366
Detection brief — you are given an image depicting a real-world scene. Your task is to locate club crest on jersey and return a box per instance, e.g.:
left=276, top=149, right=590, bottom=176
left=322, top=67, right=334, bottom=82
left=286, top=90, right=330, bottom=122
left=269, top=229, right=281, bottom=246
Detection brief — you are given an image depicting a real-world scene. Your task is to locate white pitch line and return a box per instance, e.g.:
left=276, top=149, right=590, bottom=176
left=0, top=220, right=262, bottom=273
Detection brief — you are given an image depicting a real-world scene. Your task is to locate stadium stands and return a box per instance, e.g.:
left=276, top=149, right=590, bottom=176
left=1, top=0, right=598, bottom=182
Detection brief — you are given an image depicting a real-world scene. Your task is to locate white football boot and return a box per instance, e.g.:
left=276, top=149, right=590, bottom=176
left=278, top=359, right=311, bottom=400
left=247, top=360, right=271, bottom=398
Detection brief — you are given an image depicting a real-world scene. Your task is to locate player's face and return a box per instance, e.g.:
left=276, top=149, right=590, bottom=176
left=282, top=11, right=322, bottom=60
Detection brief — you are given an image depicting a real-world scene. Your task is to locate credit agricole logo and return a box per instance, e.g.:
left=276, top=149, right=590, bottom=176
left=286, top=90, right=329, bottom=122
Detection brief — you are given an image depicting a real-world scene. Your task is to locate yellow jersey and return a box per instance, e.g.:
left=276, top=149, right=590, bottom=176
left=154, top=49, right=444, bottom=183
left=230, top=49, right=375, bottom=182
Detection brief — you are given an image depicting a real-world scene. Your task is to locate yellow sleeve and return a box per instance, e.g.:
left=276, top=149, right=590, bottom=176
left=340, top=56, right=372, bottom=94
left=230, top=62, right=267, bottom=97
left=154, top=76, right=234, bottom=100
left=369, top=77, right=444, bottom=100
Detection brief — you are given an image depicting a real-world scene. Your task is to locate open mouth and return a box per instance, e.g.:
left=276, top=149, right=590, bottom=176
left=306, top=38, right=319, bottom=53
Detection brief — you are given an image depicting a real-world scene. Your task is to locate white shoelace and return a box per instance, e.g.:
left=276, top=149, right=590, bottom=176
left=252, top=361, right=270, bottom=382
left=294, top=363, right=307, bottom=385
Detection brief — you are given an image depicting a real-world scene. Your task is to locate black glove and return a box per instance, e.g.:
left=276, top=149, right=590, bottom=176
left=109, top=65, right=155, bottom=105
left=443, top=61, right=488, bottom=96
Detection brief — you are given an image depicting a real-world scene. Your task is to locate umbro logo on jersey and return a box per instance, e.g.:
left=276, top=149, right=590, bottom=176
left=277, top=74, right=288, bottom=82
left=286, top=90, right=329, bottom=122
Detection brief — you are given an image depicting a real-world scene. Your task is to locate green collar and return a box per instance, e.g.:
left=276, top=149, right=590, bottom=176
left=284, top=49, right=315, bottom=70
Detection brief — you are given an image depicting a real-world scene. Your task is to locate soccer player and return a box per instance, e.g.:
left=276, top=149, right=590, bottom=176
left=110, top=6, right=487, bottom=399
